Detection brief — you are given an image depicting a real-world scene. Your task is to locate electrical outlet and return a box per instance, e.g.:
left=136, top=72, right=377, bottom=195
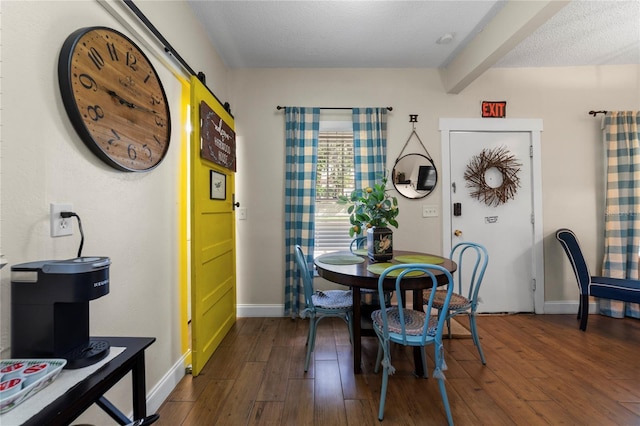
left=422, top=205, right=438, bottom=218
left=50, top=203, right=73, bottom=237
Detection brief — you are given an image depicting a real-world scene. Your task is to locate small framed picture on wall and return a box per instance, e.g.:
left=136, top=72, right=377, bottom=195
left=210, top=170, right=226, bottom=200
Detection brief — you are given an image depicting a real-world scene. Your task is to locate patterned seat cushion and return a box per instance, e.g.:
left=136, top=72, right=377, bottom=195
left=312, top=290, right=352, bottom=309
left=423, top=289, right=471, bottom=310
left=371, top=307, right=437, bottom=336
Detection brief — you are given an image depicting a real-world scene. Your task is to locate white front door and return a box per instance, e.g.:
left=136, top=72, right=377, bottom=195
left=440, top=119, right=545, bottom=314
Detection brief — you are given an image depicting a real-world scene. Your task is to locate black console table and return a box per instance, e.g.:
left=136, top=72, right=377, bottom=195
left=20, top=336, right=155, bottom=426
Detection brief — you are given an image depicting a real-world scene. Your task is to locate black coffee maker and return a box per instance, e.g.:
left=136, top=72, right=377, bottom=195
left=11, top=257, right=111, bottom=369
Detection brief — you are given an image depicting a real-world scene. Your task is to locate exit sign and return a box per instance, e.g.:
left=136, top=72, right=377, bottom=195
left=482, top=101, right=507, bottom=118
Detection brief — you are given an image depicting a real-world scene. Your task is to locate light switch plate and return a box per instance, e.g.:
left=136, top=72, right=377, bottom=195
left=238, top=207, right=247, bottom=220
left=422, top=205, right=438, bottom=218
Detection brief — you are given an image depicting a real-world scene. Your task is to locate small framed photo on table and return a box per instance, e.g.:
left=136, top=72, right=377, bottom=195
left=210, top=170, right=226, bottom=200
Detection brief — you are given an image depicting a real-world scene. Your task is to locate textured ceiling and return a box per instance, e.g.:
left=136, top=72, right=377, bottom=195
left=188, top=0, right=640, bottom=69
left=496, top=0, right=640, bottom=67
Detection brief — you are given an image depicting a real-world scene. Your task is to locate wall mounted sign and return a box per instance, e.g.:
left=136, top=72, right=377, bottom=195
left=200, top=101, right=236, bottom=171
left=481, top=101, right=507, bottom=118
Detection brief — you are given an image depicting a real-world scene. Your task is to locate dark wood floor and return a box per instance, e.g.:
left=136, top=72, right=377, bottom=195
left=156, top=313, right=640, bottom=425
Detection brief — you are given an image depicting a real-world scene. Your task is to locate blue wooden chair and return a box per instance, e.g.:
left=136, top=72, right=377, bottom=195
left=371, top=263, right=454, bottom=424
left=556, top=228, right=640, bottom=331
left=349, top=236, right=367, bottom=253
left=424, top=242, right=489, bottom=364
left=294, top=245, right=353, bottom=372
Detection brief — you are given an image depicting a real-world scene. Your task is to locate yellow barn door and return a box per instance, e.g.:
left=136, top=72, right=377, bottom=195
left=189, top=76, right=237, bottom=376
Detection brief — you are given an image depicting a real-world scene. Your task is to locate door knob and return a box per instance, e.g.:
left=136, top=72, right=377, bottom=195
left=234, top=202, right=240, bottom=208
left=454, top=229, right=462, bottom=237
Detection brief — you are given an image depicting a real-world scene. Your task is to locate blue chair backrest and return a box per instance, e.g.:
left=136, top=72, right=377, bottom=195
left=350, top=237, right=367, bottom=252
left=377, top=264, right=454, bottom=345
left=555, top=228, right=590, bottom=294
left=295, top=245, right=315, bottom=310
left=449, top=242, right=488, bottom=302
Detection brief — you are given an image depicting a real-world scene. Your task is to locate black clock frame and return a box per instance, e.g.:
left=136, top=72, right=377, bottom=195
left=58, top=26, right=171, bottom=172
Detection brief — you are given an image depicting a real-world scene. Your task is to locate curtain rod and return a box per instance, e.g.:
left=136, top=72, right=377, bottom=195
left=589, top=110, right=608, bottom=116
left=276, top=106, right=393, bottom=111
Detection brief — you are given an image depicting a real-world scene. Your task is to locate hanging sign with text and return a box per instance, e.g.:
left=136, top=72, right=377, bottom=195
left=481, top=101, right=507, bottom=118
left=200, top=101, right=236, bottom=171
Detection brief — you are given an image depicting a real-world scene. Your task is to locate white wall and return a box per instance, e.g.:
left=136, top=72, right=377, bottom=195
left=230, top=65, right=640, bottom=310
left=1, top=1, right=229, bottom=423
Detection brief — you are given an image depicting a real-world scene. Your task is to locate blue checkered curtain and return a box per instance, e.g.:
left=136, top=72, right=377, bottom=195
left=601, top=111, right=640, bottom=319
left=352, top=107, right=388, bottom=189
left=284, top=107, right=320, bottom=317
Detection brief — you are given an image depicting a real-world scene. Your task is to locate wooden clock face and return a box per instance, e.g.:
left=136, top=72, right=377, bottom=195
left=58, top=27, right=171, bottom=172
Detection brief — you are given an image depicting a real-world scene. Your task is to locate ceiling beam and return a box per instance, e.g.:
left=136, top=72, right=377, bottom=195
left=439, top=0, right=570, bottom=94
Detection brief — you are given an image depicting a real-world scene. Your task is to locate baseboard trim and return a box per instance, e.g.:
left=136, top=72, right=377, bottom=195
left=543, top=300, right=595, bottom=314
left=146, top=350, right=190, bottom=414
left=237, top=302, right=590, bottom=317
left=237, top=304, right=284, bottom=317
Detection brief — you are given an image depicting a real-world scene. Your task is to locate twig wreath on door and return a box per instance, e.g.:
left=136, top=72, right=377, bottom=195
left=464, top=146, right=521, bottom=207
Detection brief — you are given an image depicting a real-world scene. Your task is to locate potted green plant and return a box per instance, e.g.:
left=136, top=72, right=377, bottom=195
left=339, top=174, right=399, bottom=261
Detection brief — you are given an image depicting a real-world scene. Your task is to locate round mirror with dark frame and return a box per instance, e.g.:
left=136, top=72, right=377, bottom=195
left=392, top=153, right=438, bottom=199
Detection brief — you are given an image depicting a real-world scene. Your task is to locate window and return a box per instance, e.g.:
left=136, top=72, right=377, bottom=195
left=314, top=122, right=355, bottom=257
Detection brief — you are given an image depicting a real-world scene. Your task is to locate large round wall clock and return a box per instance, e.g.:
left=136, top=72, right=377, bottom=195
left=58, top=27, right=171, bottom=172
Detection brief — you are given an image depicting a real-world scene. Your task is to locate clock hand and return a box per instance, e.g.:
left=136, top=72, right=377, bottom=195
left=106, top=89, right=135, bottom=108
left=129, top=102, right=159, bottom=115
left=106, top=89, right=158, bottom=115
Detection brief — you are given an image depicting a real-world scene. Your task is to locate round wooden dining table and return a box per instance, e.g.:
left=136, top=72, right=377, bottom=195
left=314, top=250, right=457, bottom=375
